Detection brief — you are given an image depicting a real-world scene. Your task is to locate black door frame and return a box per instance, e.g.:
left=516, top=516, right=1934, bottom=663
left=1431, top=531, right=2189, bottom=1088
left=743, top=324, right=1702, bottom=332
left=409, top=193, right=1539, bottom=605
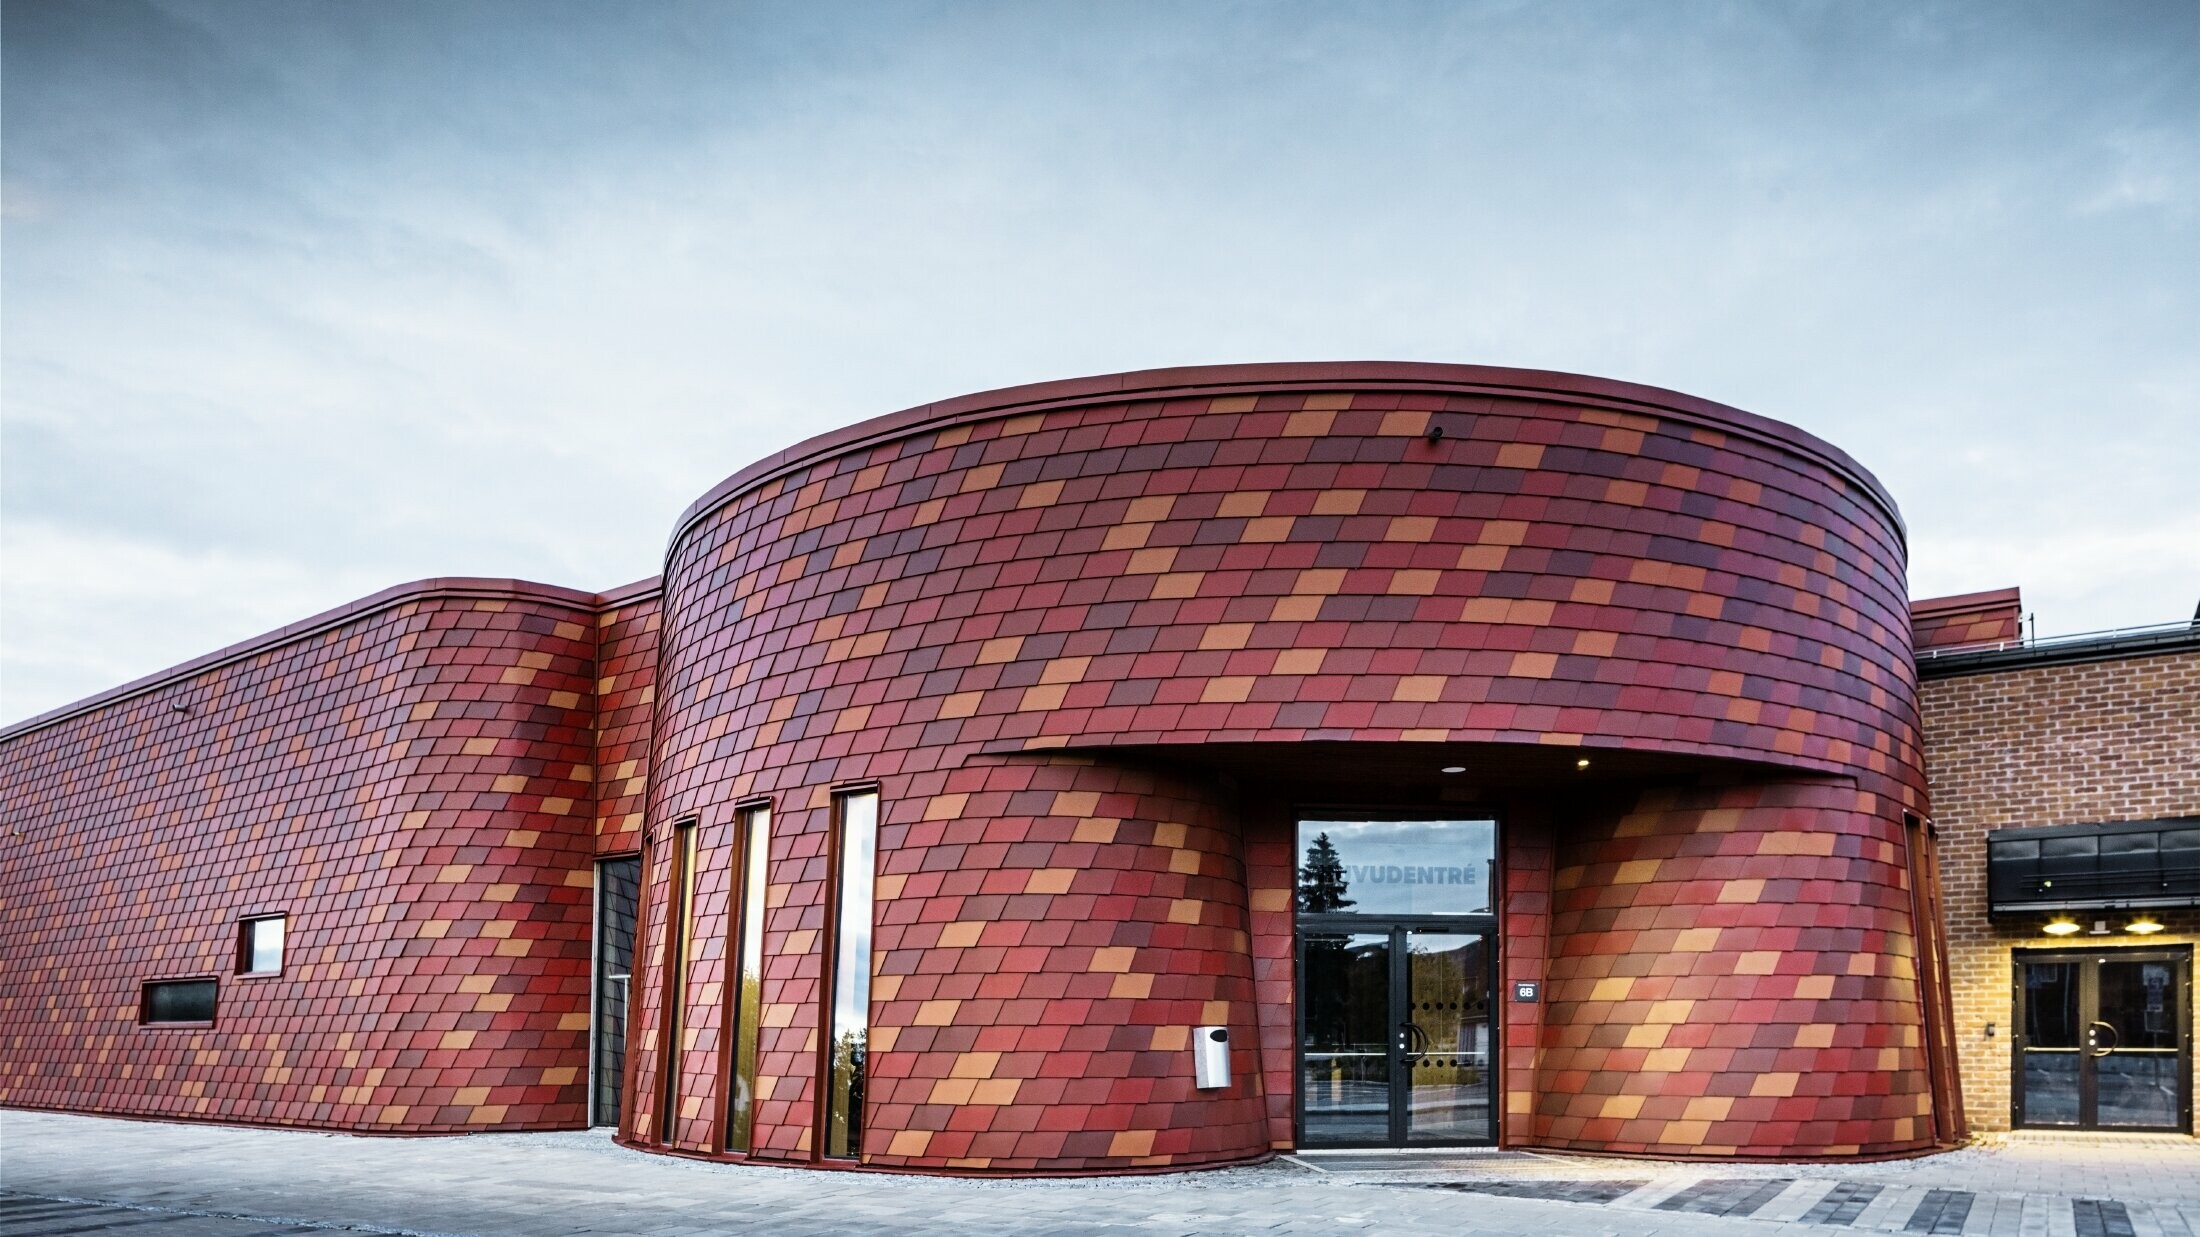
left=1296, top=916, right=1498, bottom=1147
left=1291, top=807, right=1503, bottom=1150
left=589, top=853, right=643, bottom=1128
left=2012, top=945, right=2193, bottom=1133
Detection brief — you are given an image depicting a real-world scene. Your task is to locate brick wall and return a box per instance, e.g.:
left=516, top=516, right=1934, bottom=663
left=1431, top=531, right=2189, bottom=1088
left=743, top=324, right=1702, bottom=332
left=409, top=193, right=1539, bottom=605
left=1921, top=647, right=2200, bottom=1133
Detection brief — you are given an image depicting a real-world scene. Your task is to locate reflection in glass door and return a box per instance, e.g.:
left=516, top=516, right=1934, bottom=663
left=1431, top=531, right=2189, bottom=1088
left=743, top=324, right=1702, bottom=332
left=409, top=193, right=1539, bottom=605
left=2016, top=949, right=2191, bottom=1132
left=1403, top=932, right=1492, bottom=1142
left=1298, top=925, right=1494, bottom=1146
left=1300, top=933, right=1391, bottom=1144
left=1296, top=814, right=1500, bottom=1148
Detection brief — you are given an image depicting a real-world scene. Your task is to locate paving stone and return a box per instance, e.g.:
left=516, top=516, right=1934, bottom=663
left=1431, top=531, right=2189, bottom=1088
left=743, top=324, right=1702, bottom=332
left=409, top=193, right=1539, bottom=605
left=6, top=1112, right=2199, bottom=1237
left=1908, top=1188, right=1979, bottom=1235
left=2074, top=1200, right=2139, bottom=1237
left=1656, top=1179, right=1797, bottom=1218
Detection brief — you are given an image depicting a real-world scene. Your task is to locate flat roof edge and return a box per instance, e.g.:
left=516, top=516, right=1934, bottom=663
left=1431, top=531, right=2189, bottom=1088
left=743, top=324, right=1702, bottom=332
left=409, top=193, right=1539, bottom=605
left=1917, top=626, right=2200, bottom=680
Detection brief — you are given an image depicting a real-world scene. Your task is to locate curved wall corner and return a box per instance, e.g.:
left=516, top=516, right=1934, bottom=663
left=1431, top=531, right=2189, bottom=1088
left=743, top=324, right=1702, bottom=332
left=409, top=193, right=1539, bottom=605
left=618, top=363, right=1944, bottom=1168
left=1536, top=781, right=1934, bottom=1158
left=0, top=585, right=602, bottom=1132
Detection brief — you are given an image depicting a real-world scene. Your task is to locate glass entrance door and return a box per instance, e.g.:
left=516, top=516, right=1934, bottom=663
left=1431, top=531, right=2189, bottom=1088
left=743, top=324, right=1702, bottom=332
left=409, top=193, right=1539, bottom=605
left=2015, top=949, right=2192, bottom=1132
left=1299, top=925, right=1494, bottom=1146
left=1300, top=932, right=1391, bottom=1143
left=1296, top=814, right=1499, bottom=1147
left=1402, top=931, right=1493, bottom=1141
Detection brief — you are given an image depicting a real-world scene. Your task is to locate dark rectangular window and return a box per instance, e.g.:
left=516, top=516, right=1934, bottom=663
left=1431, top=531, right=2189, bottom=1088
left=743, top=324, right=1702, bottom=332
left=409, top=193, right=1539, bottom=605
left=824, top=789, right=878, bottom=1159
left=591, top=856, right=640, bottom=1127
left=238, top=914, right=285, bottom=975
left=141, top=979, right=216, bottom=1025
left=727, top=804, right=771, bottom=1153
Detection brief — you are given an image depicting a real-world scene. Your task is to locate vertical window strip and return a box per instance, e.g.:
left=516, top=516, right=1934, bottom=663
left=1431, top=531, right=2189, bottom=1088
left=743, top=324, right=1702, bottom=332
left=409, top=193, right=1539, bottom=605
left=659, top=818, right=697, bottom=1144
left=727, top=805, right=770, bottom=1152
left=825, top=790, right=878, bottom=1159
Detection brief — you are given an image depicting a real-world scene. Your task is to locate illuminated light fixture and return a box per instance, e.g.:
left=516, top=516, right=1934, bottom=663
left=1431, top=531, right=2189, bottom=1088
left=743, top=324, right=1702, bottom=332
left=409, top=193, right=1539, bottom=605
left=1440, top=766, right=1467, bottom=774
left=1575, top=758, right=1591, bottom=770
left=2127, top=917, right=2165, bottom=935
left=2042, top=919, right=2081, bottom=936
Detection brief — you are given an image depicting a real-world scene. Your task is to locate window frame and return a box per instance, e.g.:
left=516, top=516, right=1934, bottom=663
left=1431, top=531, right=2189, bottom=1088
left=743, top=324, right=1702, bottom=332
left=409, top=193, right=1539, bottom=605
left=236, top=913, right=288, bottom=978
left=139, top=976, right=219, bottom=1027
left=656, top=815, right=701, bottom=1146
left=719, top=798, right=773, bottom=1155
left=818, top=784, right=880, bottom=1162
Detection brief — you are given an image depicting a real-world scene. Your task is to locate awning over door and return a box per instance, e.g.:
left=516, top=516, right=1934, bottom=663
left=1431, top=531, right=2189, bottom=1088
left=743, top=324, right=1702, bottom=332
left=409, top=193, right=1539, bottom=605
left=1989, top=818, right=2200, bottom=913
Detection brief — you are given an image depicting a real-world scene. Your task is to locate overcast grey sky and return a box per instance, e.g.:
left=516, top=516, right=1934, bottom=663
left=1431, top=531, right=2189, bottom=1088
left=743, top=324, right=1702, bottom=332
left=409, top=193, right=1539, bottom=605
left=3, top=0, right=2195, bottom=723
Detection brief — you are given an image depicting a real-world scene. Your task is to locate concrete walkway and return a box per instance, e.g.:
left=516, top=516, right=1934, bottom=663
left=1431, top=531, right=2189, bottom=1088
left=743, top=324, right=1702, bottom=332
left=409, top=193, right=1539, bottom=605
left=2, top=1111, right=2197, bottom=1236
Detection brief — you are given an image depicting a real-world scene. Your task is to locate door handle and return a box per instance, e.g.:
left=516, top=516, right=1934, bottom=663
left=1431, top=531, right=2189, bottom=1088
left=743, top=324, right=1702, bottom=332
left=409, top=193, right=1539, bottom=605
left=1399, top=1022, right=1429, bottom=1062
left=2087, top=1020, right=2120, bottom=1057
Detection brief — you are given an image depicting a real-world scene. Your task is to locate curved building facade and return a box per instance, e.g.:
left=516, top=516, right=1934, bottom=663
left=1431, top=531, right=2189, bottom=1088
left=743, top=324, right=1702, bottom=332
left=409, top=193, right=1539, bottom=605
left=623, top=363, right=1954, bottom=1169
left=0, top=364, right=1966, bottom=1171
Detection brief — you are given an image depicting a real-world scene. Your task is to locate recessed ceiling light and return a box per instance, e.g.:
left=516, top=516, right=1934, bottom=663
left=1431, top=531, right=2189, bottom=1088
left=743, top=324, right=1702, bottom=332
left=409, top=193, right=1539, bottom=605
left=1575, top=758, right=1591, bottom=770
left=1440, top=766, right=1466, bottom=774
left=2042, top=919, right=2080, bottom=936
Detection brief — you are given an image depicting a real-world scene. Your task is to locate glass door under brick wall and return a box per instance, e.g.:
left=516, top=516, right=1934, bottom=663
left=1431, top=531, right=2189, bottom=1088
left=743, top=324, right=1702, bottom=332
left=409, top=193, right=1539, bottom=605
left=2014, top=947, right=2193, bottom=1133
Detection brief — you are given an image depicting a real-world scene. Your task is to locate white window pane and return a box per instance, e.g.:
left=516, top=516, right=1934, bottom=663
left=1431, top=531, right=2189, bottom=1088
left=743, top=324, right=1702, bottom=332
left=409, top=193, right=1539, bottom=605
left=250, top=917, right=285, bottom=972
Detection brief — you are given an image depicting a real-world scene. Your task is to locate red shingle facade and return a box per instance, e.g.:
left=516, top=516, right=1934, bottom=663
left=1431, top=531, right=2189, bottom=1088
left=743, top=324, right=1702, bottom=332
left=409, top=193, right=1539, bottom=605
left=0, top=582, right=610, bottom=1131
left=1, top=363, right=1975, bottom=1169
left=1912, top=589, right=2023, bottom=654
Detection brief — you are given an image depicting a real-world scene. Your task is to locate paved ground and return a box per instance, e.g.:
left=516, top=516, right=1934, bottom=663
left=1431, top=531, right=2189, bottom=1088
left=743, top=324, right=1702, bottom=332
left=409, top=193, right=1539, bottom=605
left=3, top=1111, right=2197, bottom=1236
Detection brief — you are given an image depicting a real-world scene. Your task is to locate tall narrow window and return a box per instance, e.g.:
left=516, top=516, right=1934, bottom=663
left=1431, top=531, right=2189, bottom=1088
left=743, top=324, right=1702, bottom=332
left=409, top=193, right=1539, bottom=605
left=824, top=789, right=878, bottom=1159
left=658, top=817, right=698, bottom=1144
left=726, top=804, right=771, bottom=1152
left=590, top=856, right=641, bottom=1128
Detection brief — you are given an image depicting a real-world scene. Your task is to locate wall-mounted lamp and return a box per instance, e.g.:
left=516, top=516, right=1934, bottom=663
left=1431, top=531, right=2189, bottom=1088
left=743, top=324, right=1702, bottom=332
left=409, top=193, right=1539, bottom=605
left=170, top=701, right=191, bottom=714
left=2042, top=919, right=2080, bottom=936
left=1983, top=1021, right=1996, bottom=1039
left=2127, top=916, right=2165, bottom=935
left=1575, top=758, right=1591, bottom=770
left=1426, top=425, right=1445, bottom=443
left=1440, top=766, right=1466, bottom=774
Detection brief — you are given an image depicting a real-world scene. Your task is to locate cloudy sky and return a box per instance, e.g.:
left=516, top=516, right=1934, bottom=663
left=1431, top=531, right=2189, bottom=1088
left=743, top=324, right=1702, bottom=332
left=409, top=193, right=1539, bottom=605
left=3, top=0, right=2194, bottom=723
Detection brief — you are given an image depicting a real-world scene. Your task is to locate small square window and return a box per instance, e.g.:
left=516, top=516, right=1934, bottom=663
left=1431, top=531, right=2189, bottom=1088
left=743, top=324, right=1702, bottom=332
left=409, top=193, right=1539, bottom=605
left=239, top=915, right=285, bottom=976
left=141, top=978, right=217, bottom=1025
